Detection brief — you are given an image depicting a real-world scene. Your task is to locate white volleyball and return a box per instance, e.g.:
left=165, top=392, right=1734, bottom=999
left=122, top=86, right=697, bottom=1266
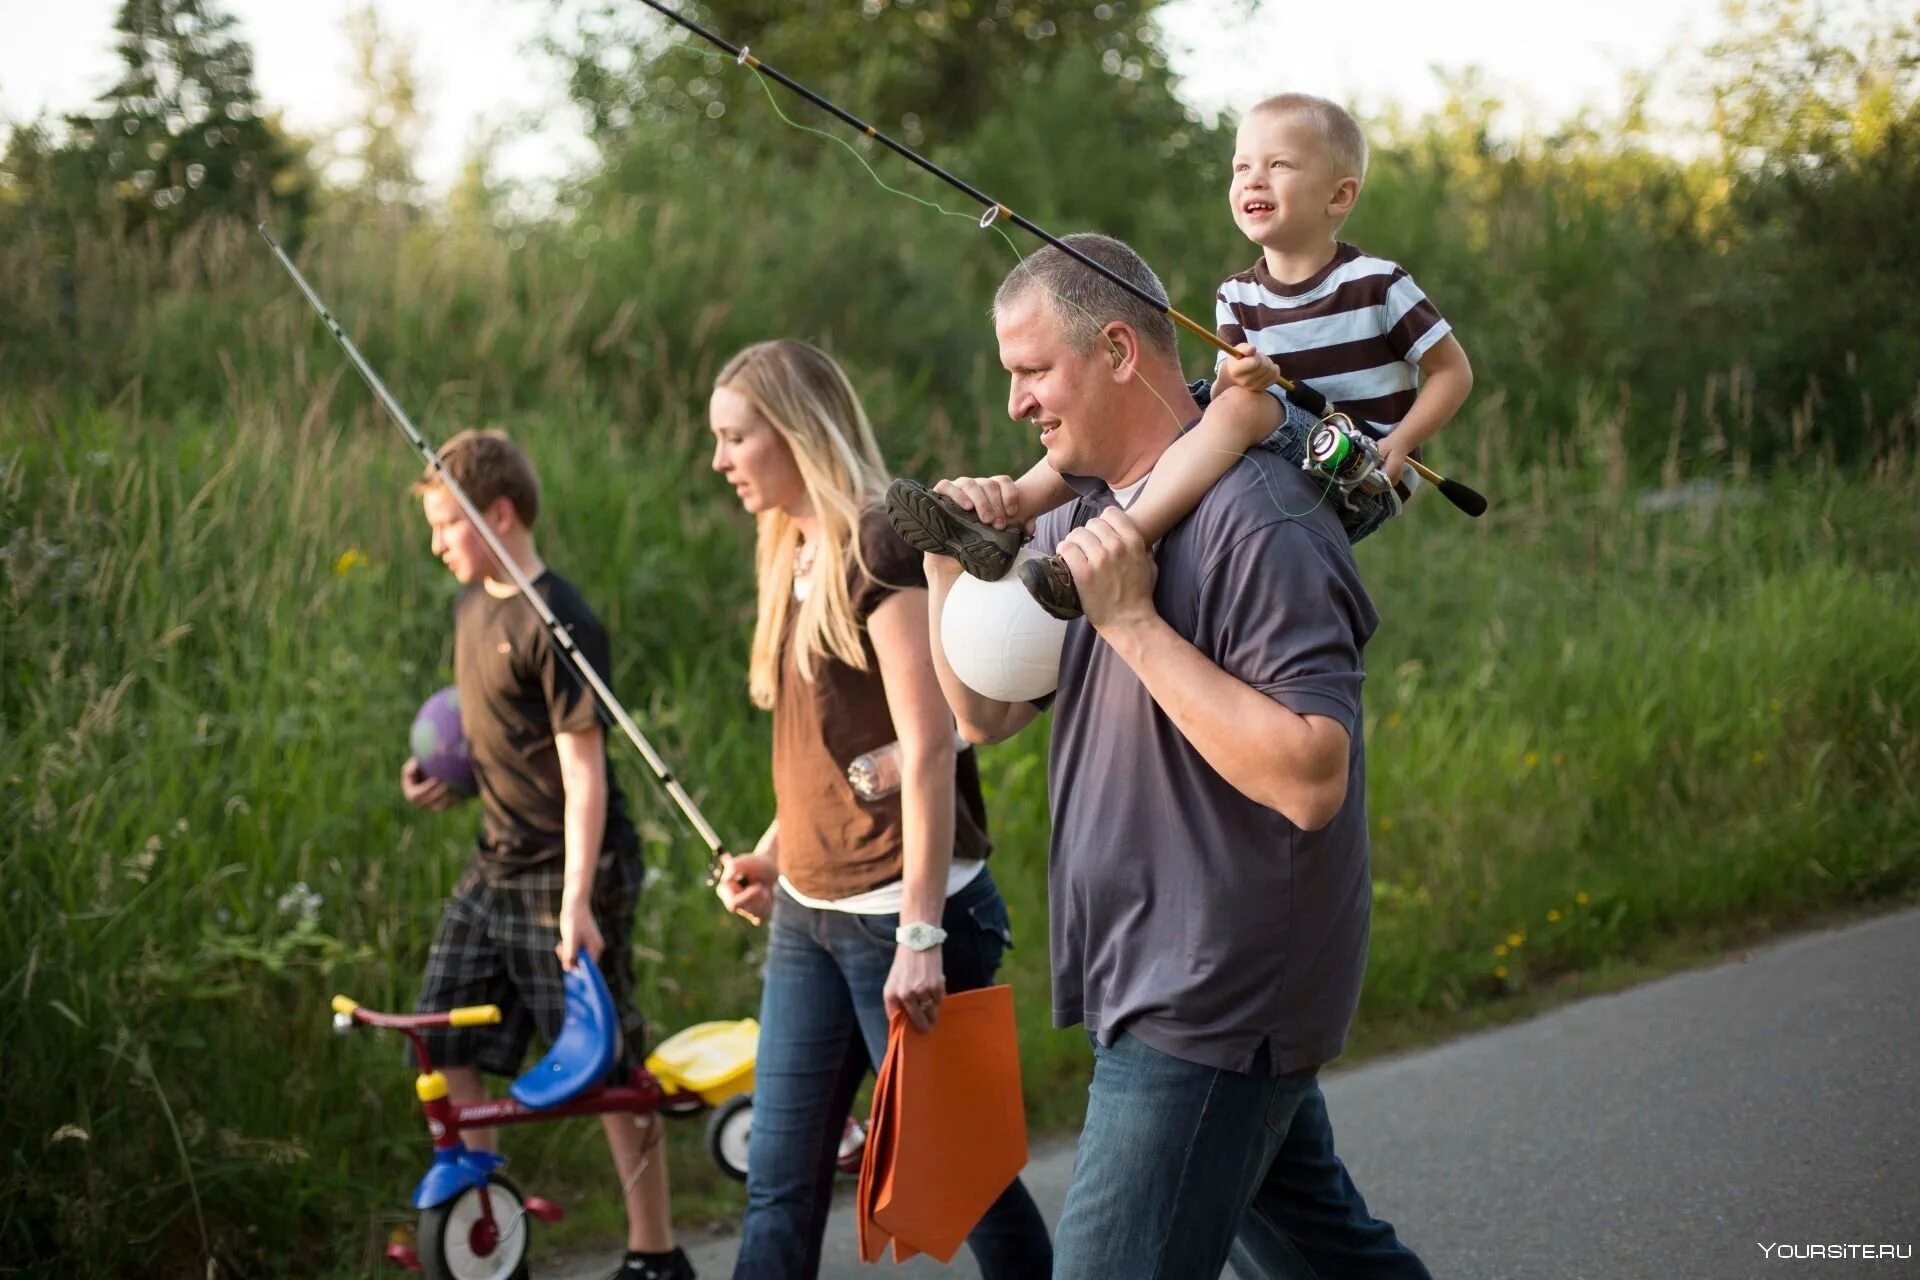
left=941, top=551, right=1070, bottom=702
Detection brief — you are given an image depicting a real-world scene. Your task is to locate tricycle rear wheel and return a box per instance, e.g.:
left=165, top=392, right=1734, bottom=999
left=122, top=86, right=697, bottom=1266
left=706, top=1093, right=753, bottom=1182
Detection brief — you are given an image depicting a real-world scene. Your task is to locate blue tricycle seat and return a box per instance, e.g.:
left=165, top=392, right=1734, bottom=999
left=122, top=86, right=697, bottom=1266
left=510, top=951, right=618, bottom=1110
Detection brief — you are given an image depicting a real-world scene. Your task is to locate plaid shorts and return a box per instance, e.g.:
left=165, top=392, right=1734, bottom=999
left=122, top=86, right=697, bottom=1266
left=413, top=847, right=647, bottom=1079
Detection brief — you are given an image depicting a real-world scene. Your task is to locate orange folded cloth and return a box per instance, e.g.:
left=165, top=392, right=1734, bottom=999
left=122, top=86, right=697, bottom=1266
left=857, top=984, right=1029, bottom=1265
left=857, top=1014, right=904, bottom=1264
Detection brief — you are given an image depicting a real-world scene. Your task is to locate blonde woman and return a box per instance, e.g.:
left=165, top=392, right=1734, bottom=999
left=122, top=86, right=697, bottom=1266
left=709, top=340, right=1051, bottom=1278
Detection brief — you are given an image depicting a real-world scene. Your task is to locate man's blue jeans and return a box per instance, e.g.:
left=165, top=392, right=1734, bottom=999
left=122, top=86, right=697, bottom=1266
left=1054, top=1031, right=1430, bottom=1280
left=731, top=870, right=1052, bottom=1279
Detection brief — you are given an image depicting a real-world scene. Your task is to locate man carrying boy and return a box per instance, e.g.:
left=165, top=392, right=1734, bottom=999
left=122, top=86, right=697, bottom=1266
left=401, top=429, right=693, bottom=1280
left=924, top=236, right=1432, bottom=1278
left=888, top=91, right=1473, bottom=618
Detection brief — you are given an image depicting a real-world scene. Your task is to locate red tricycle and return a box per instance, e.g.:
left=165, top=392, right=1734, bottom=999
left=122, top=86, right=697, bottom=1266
left=332, top=953, right=866, bottom=1279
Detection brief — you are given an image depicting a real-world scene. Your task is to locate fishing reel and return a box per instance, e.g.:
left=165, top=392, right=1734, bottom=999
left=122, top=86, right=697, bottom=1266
left=1303, top=413, right=1395, bottom=503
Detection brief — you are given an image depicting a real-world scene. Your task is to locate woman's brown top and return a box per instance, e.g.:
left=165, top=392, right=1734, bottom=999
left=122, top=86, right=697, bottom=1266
left=771, top=508, right=991, bottom=900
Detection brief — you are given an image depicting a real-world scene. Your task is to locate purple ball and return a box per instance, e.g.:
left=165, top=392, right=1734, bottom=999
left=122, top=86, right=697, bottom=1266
left=410, top=686, right=477, bottom=796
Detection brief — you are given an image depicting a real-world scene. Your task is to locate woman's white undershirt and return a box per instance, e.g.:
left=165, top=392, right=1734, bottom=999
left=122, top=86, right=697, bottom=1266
left=779, top=860, right=986, bottom=916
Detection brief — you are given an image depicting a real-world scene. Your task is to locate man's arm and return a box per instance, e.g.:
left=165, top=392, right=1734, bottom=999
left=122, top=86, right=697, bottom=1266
left=925, top=551, right=1042, bottom=745
left=554, top=725, right=610, bottom=967
left=1055, top=511, right=1353, bottom=830
left=918, top=474, right=1046, bottom=745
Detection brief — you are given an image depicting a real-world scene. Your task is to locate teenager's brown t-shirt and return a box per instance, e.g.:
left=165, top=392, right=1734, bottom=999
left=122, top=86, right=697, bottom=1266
left=770, top=509, right=990, bottom=900
left=453, top=570, right=638, bottom=871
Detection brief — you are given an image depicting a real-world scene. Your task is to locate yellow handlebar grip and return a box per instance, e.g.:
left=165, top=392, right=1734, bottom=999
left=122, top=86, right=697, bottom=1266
left=332, top=995, right=359, bottom=1016
left=449, top=1004, right=503, bottom=1028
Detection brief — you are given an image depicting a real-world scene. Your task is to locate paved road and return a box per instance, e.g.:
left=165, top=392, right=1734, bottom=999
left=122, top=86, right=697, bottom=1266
left=554, top=907, right=1920, bottom=1278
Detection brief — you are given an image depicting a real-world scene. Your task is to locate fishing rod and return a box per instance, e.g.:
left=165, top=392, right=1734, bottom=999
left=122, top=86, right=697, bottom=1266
left=257, top=223, right=730, bottom=873
left=632, top=0, right=1488, bottom=519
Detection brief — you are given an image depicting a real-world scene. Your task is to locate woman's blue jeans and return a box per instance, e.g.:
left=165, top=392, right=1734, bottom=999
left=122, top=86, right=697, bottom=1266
left=731, top=869, right=1053, bottom=1279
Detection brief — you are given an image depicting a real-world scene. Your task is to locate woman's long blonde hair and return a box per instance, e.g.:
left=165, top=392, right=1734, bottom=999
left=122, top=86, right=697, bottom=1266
left=717, top=340, right=894, bottom=711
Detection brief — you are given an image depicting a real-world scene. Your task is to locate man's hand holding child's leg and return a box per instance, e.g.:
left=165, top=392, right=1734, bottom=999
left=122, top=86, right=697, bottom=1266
left=885, top=474, right=1025, bottom=580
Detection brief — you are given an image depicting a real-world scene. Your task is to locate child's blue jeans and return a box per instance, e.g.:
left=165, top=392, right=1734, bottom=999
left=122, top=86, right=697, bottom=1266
left=1258, top=393, right=1404, bottom=544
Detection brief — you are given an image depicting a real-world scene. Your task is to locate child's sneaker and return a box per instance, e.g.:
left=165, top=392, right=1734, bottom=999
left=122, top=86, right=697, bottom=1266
left=884, top=479, right=1021, bottom=580
left=1017, top=553, right=1083, bottom=620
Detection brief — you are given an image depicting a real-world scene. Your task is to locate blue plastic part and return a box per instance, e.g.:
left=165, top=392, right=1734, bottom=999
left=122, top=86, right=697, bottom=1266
left=413, top=1145, right=506, bottom=1209
left=509, top=950, right=618, bottom=1110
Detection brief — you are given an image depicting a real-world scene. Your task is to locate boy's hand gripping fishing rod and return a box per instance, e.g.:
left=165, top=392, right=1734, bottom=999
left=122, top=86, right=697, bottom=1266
left=633, top=0, right=1488, bottom=519
left=257, top=223, right=733, bottom=879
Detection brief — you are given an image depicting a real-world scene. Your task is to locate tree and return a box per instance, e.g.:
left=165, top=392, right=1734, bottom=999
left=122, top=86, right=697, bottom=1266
left=1701, top=0, right=1920, bottom=452
left=61, top=0, right=311, bottom=238
left=553, top=0, right=1198, bottom=155
left=331, top=4, right=427, bottom=209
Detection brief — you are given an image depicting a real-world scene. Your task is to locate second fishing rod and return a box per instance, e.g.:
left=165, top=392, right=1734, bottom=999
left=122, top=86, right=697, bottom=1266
left=633, top=0, right=1488, bottom=519
left=258, top=223, right=732, bottom=880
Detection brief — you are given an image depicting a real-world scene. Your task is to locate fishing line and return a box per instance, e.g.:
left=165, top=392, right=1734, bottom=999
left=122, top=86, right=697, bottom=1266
left=693, top=44, right=1333, bottom=521
left=637, top=0, right=1484, bottom=519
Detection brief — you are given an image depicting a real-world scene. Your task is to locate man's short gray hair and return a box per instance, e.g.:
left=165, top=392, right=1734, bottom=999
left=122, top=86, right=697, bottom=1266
left=992, top=233, right=1179, bottom=364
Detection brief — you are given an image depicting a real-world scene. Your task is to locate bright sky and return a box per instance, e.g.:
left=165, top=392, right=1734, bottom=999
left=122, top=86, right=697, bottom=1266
left=0, top=0, right=1733, bottom=196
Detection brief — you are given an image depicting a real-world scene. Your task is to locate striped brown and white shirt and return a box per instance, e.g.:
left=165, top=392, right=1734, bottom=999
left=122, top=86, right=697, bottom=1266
left=1216, top=243, right=1452, bottom=437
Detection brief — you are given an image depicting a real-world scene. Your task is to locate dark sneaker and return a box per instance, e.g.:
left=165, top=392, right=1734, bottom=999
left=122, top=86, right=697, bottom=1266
left=1018, top=553, right=1083, bottom=620
left=605, top=1247, right=695, bottom=1280
left=884, top=478, right=1022, bottom=581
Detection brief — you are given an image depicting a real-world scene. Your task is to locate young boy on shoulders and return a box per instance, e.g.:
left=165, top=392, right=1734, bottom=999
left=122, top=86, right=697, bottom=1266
left=889, top=92, right=1473, bottom=618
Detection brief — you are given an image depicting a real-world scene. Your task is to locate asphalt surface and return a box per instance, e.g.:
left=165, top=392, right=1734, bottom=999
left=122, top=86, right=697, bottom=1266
left=552, top=906, right=1920, bottom=1279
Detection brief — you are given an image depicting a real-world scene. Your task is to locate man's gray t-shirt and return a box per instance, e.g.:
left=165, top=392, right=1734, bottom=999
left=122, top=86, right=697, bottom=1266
left=1031, top=447, right=1379, bottom=1075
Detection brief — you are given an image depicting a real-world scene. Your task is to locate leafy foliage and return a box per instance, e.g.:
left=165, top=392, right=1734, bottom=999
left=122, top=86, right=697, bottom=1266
left=554, top=0, right=1193, bottom=153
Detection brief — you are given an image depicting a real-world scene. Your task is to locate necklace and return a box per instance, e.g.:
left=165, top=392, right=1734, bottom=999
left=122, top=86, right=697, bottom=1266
left=792, top=539, right=818, bottom=601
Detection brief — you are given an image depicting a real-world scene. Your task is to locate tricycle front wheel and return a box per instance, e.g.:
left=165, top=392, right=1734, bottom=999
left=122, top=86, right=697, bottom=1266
left=418, top=1172, right=532, bottom=1280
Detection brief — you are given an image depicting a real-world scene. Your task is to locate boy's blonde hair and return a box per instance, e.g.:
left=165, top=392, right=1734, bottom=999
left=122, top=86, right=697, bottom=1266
left=412, top=428, right=542, bottom=527
left=714, top=340, right=894, bottom=712
left=1249, top=92, right=1369, bottom=186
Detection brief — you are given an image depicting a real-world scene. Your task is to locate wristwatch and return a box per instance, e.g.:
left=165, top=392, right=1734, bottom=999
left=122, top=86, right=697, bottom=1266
left=894, top=921, right=948, bottom=951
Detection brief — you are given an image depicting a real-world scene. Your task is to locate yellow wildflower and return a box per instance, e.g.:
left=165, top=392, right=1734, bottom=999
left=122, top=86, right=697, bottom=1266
left=1575, top=891, right=1591, bottom=906
left=1507, top=931, right=1525, bottom=948
left=333, top=548, right=370, bottom=576
left=1547, top=909, right=1562, bottom=923
left=1524, top=751, right=1541, bottom=768
left=1494, top=966, right=1509, bottom=980
left=1494, top=944, right=1508, bottom=957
